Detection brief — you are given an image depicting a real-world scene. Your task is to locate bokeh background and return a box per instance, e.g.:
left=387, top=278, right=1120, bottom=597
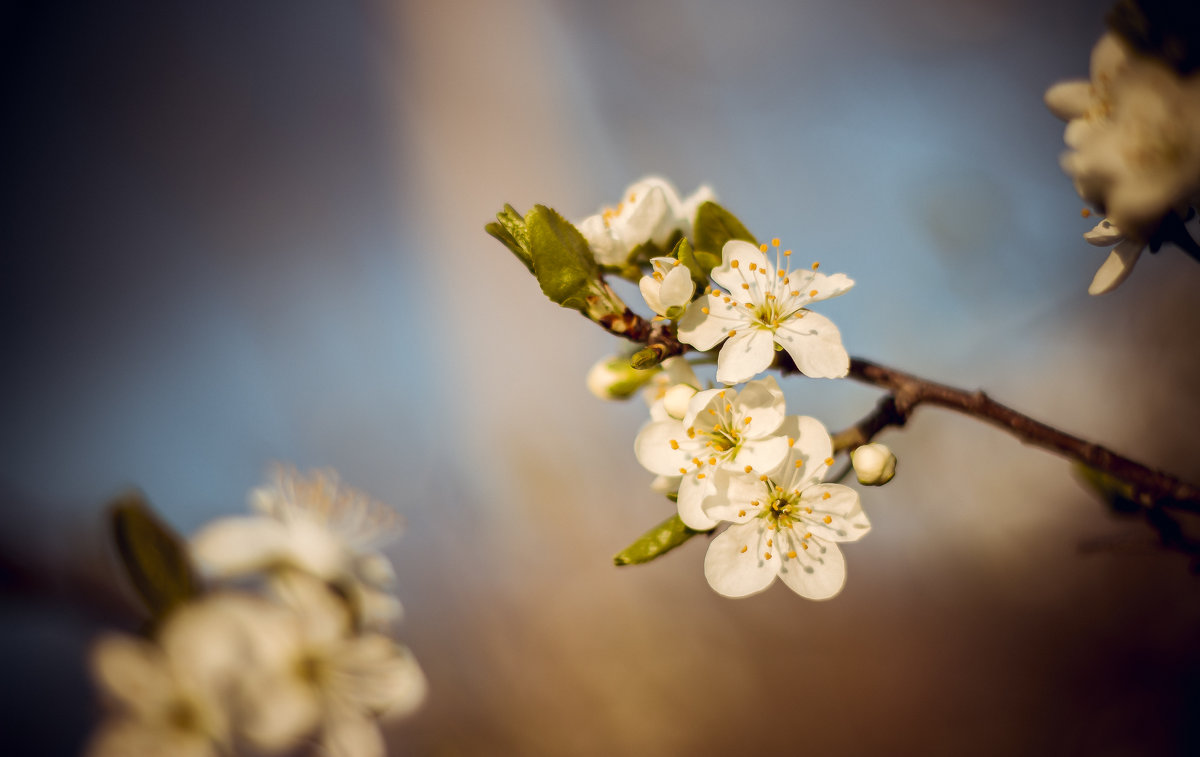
left=3, top=0, right=1200, bottom=754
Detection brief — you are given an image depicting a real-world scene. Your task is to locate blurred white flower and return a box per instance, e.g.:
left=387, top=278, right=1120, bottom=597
left=639, top=256, right=695, bottom=318
left=1082, top=216, right=1147, bottom=294
left=577, top=176, right=714, bottom=266
left=635, top=376, right=790, bottom=530
left=678, top=239, right=853, bottom=385
left=238, top=574, right=427, bottom=757
left=641, top=356, right=701, bottom=422
left=850, top=442, right=897, bottom=486
left=1047, top=32, right=1200, bottom=248
left=699, top=416, right=871, bottom=599
left=191, top=467, right=403, bottom=628
left=87, top=595, right=270, bottom=757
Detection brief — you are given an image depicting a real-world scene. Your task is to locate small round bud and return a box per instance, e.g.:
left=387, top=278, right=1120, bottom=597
left=851, top=443, right=896, bottom=486
left=587, top=355, right=658, bottom=400
left=662, top=384, right=697, bottom=419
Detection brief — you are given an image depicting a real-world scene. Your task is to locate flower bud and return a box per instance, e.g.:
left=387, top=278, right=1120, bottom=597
left=851, top=443, right=896, bottom=486
left=587, top=355, right=658, bottom=400
left=662, top=384, right=697, bottom=420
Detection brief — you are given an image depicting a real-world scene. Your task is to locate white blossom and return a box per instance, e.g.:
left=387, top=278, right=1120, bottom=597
left=1047, top=32, right=1200, bottom=247
left=850, top=442, right=897, bottom=486
left=577, top=176, right=714, bottom=266
left=191, top=467, right=404, bottom=629
left=677, top=239, right=853, bottom=385
left=639, top=256, right=695, bottom=318
left=635, top=376, right=791, bottom=529
left=700, top=416, right=871, bottom=599
left=237, top=574, right=427, bottom=757
left=87, top=595, right=272, bottom=757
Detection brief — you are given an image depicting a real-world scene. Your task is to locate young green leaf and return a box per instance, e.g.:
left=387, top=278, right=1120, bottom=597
left=109, top=493, right=201, bottom=620
left=613, top=513, right=709, bottom=566
left=672, top=237, right=720, bottom=288
left=693, top=200, right=757, bottom=256
left=525, top=204, right=600, bottom=311
left=486, top=203, right=534, bottom=273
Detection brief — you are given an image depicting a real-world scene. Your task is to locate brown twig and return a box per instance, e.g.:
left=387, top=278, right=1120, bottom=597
left=831, top=357, right=1200, bottom=515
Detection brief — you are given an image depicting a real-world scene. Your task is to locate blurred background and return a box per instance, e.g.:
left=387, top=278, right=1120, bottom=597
left=2, top=0, right=1200, bottom=754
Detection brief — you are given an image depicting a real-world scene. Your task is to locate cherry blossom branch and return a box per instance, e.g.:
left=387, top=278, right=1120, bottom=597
left=827, top=357, right=1200, bottom=515
left=603, top=307, right=1200, bottom=515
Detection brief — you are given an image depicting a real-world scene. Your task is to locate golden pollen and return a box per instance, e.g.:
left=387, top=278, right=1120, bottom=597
left=701, top=307, right=710, bottom=314
left=1081, top=207, right=1092, bottom=218
left=764, top=552, right=772, bottom=560
left=744, top=465, right=753, bottom=473
left=771, top=237, right=781, bottom=247
left=809, top=289, right=819, bottom=297
left=759, top=243, right=769, bottom=252
left=738, top=509, right=746, bottom=517
left=822, top=492, right=831, bottom=500
left=731, top=259, right=740, bottom=268
left=767, top=538, right=773, bottom=547
left=812, top=261, right=820, bottom=270
left=824, top=457, right=835, bottom=466
left=669, top=440, right=679, bottom=450
left=823, top=515, right=833, bottom=524
left=802, top=542, right=809, bottom=550
left=788, top=550, right=797, bottom=559
left=749, top=262, right=757, bottom=271
left=740, top=545, right=748, bottom=553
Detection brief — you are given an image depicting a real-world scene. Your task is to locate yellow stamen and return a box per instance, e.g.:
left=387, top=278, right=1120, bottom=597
left=731, top=259, right=740, bottom=269
left=740, top=545, right=748, bottom=553
left=759, top=243, right=768, bottom=252
left=824, top=457, right=834, bottom=466
left=701, top=307, right=709, bottom=314
left=822, top=492, right=831, bottom=500
left=744, top=465, right=753, bottom=473
left=809, top=289, right=819, bottom=297
left=764, top=552, right=772, bottom=560
left=669, top=440, right=679, bottom=450
left=771, top=237, right=780, bottom=247
left=823, top=515, right=832, bottom=524
left=811, top=261, right=820, bottom=270
left=788, top=550, right=797, bottom=559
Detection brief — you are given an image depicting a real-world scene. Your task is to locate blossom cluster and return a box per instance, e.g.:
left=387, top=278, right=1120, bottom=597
left=576, top=177, right=886, bottom=600
left=88, top=468, right=425, bottom=757
left=1045, top=31, right=1200, bottom=293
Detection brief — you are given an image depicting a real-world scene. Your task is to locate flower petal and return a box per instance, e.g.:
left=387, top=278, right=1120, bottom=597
left=775, top=312, right=849, bottom=379
left=807, top=272, right=855, bottom=302
left=677, top=295, right=738, bottom=351
left=677, top=474, right=719, bottom=530
left=1043, top=80, right=1091, bottom=121
left=189, top=517, right=292, bottom=578
left=1088, top=238, right=1144, bottom=295
left=733, top=375, right=786, bottom=438
left=90, top=635, right=174, bottom=717
left=704, top=521, right=778, bottom=598
left=735, top=435, right=790, bottom=478
left=633, top=419, right=693, bottom=477
left=715, top=328, right=776, bottom=385
left=659, top=263, right=695, bottom=309
left=577, top=214, right=627, bottom=266
left=776, top=533, right=847, bottom=600
left=638, top=274, right=667, bottom=316
left=775, top=415, right=833, bottom=489
left=711, top=241, right=768, bottom=294
left=800, top=484, right=870, bottom=542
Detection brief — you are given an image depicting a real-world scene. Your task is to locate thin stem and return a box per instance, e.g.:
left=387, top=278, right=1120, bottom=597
left=832, top=357, right=1200, bottom=515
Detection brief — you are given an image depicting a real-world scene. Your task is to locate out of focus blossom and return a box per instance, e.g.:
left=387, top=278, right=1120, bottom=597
left=238, top=574, right=427, bottom=757
left=577, top=176, right=714, bottom=266
left=87, top=595, right=270, bottom=757
left=1082, top=217, right=1147, bottom=294
left=190, top=468, right=404, bottom=628
left=639, top=256, right=695, bottom=318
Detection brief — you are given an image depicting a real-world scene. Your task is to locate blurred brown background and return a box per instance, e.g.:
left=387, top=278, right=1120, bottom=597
left=2, top=0, right=1199, bottom=754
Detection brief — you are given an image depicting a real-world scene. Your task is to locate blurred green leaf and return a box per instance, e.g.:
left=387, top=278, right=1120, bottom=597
left=614, top=513, right=707, bottom=566
left=486, top=203, right=534, bottom=273
left=1074, top=463, right=1141, bottom=514
left=693, top=200, right=756, bottom=256
left=109, top=493, right=201, bottom=619
left=525, top=204, right=600, bottom=311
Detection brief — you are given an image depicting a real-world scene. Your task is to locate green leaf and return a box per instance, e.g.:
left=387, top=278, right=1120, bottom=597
left=672, top=237, right=720, bottom=288
left=109, top=493, right=201, bottom=619
left=486, top=204, right=534, bottom=273
left=1074, top=463, right=1141, bottom=514
left=525, top=204, right=600, bottom=311
left=614, top=513, right=708, bottom=566
left=692, top=200, right=757, bottom=256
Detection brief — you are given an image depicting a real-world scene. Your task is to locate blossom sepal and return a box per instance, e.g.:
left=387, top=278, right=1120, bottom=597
left=613, top=514, right=710, bottom=566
